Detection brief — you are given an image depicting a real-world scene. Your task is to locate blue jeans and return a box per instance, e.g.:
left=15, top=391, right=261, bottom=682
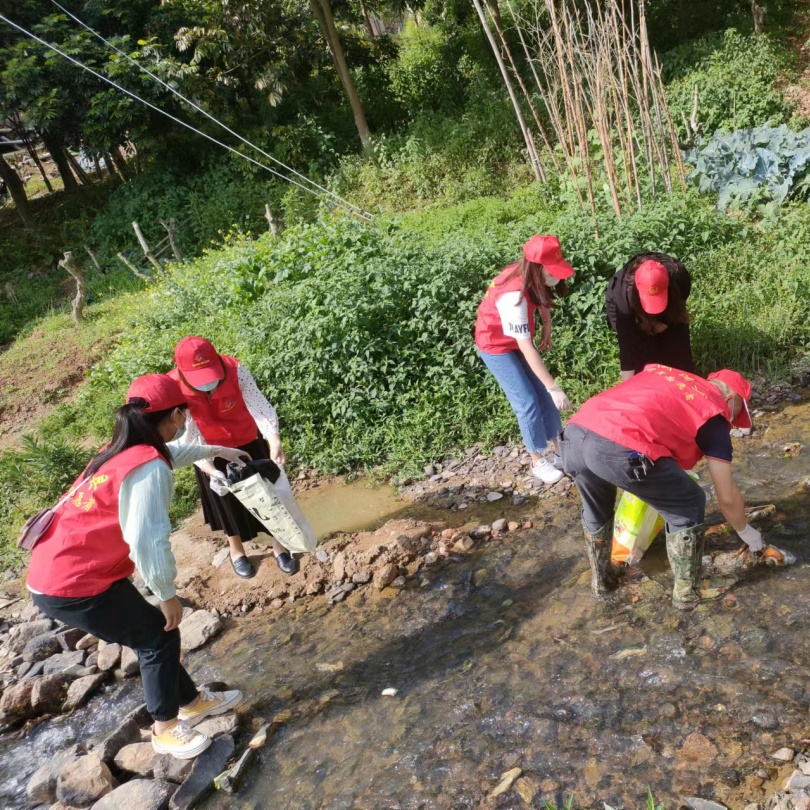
left=478, top=348, right=562, bottom=454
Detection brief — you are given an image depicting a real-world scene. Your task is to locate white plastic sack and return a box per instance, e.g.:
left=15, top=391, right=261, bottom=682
left=228, top=467, right=317, bottom=554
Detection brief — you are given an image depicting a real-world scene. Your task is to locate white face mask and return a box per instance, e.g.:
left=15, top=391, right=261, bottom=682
left=170, top=410, right=186, bottom=441
left=194, top=380, right=220, bottom=393
left=542, top=268, right=561, bottom=287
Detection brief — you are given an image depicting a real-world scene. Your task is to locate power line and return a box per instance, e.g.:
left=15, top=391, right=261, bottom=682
left=0, top=12, right=373, bottom=221
left=48, top=0, right=372, bottom=220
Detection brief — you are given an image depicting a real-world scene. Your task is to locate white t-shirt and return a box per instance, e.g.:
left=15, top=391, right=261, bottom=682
left=495, top=290, right=531, bottom=341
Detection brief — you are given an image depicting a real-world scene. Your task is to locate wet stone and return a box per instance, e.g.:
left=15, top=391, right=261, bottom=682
left=93, top=779, right=175, bottom=810
left=23, top=633, right=62, bottom=663
left=486, top=491, right=503, bottom=502
left=492, top=518, right=507, bottom=532
left=153, top=755, right=193, bottom=784
left=0, top=679, right=35, bottom=718
left=56, top=753, right=114, bottom=807
left=43, top=650, right=85, bottom=675
left=31, top=673, right=71, bottom=714
left=179, top=610, right=223, bottom=652
left=26, top=744, right=86, bottom=805
left=64, top=672, right=108, bottom=711
left=93, top=717, right=142, bottom=764
left=752, top=711, right=779, bottom=730
left=170, top=734, right=234, bottom=810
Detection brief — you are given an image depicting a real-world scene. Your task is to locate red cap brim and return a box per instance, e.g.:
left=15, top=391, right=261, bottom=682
left=639, top=289, right=668, bottom=315
left=180, top=362, right=223, bottom=388
left=732, top=399, right=752, bottom=430
left=544, top=259, right=575, bottom=280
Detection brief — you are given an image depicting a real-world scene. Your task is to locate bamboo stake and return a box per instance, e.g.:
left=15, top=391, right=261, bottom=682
left=471, top=0, right=543, bottom=182
left=117, top=252, right=152, bottom=281
left=84, top=245, right=102, bottom=273
left=160, top=218, right=184, bottom=262
left=132, top=221, right=164, bottom=274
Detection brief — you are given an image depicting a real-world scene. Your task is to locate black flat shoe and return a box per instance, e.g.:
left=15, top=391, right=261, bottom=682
left=230, top=555, right=256, bottom=579
left=275, top=552, right=299, bottom=576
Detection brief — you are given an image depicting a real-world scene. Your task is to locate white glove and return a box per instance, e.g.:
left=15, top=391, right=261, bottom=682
left=209, top=470, right=230, bottom=497
left=549, top=386, right=571, bottom=411
left=737, top=523, right=763, bottom=552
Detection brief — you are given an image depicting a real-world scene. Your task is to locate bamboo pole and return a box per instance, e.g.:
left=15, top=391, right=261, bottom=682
left=471, top=0, right=543, bottom=182
left=117, top=252, right=152, bottom=281
left=58, top=251, right=87, bottom=324
left=132, top=221, right=164, bottom=274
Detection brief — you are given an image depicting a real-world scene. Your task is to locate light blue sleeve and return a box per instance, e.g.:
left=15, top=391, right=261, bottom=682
left=118, top=459, right=177, bottom=602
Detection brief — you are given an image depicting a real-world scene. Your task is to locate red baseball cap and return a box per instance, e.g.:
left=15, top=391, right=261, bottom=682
left=126, top=374, right=185, bottom=413
left=636, top=260, right=669, bottom=315
left=708, top=369, right=753, bottom=429
left=522, top=235, right=575, bottom=279
left=174, top=336, right=224, bottom=387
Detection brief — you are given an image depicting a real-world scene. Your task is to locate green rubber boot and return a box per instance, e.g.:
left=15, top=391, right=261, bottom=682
left=666, top=524, right=736, bottom=610
left=584, top=520, right=620, bottom=597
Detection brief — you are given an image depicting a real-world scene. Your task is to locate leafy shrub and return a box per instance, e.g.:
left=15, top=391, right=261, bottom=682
left=684, top=125, right=810, bottom=210
left=665, top=30, right=793, bottom=137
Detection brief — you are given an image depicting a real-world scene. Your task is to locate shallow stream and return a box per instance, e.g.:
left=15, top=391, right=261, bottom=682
left=3, top=399, right=810, bottom=808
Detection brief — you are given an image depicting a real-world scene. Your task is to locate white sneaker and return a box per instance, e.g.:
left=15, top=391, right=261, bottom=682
left=152, top=720, right=211, bottom=759
left=178, top=687, right=243, bottom=726
left=531, top=458, right=564, bottom=484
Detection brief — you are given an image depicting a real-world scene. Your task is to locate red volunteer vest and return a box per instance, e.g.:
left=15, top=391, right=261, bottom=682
left=569, top=364, right=730, bottom=469
left=170, top=355, right=258, bottom=447
left=474, top=265, right=537, bottom=354
left=27, top=445, right=165, bottom=598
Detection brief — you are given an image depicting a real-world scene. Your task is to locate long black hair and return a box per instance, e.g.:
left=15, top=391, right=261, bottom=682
left=85, top=398, right=182, bottom=477
left=500, top=257, right=568, bottom=309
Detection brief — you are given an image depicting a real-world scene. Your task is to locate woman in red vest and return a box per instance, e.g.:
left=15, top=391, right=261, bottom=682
left=170, top=336, right=296, bottom=579
left=27, top=374, right=248, bottom=759
left=474, top=235, right=574, bottom=485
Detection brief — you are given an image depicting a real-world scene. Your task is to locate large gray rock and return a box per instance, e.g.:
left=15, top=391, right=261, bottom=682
left=57, top=754, right=115, bottom=807
left=43, top=650, right=85, bottom=675
left=31, top=674, right=71, bottom=714
left=179, top=611, right=222, bottom=652
left=26, top=744, right=86, bottom=805
left=91, top=779, right=174, bottom=810
left=64, top=672, right=108, bottom=711
left=114, top=742, right=160, bottom=777
left=22, top=633, right=62, bottom=663
left=0, top=679, right=35, bottom=718
left=119, top=646, right=140, bottom=677
left=170, top=734, right=235, bottom=810
left=195, top=712, right=238, bottom=738
left=7, top=620, right=54, bottom=654
left=152, top=756, right=193, bottom=784
left=93, top=718, right=142, bottom=765
left=97, top=644, right=121, bottom=672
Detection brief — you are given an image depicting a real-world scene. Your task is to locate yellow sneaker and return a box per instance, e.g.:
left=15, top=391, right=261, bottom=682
left=178, top=687, right=243, bottom=726
left=151, top=720, right=211, bottom=759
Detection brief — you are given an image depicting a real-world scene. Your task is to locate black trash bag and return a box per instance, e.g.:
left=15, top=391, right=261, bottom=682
left=226, top=458, right=282, bottom=486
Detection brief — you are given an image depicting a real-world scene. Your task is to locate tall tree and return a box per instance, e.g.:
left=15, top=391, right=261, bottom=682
left=309, top=0, right=373, bottom=151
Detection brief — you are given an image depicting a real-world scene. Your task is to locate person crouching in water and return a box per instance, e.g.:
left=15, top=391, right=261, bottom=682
left=560, top=365, right=795, bottom=609
left=475, top=235, right=574, bottom=485
left=169, top=336, right=298, bottom=579
left=26, top=374, right=247, bottom=758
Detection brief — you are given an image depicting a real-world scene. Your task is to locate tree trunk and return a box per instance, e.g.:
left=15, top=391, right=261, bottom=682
left=65, top=149, right=91, bottom=186
left=110, top=147, right=131, bottom=181
left=752, top=0, right=765, bottom=35
left=358, top=0, right=376, bottom=40
left=310, top=0, right=373, bottom=152
left=40, top=132, right=80, bottom=193
left=0, top=154, right=35, bottom=228
left=58, top=251, right=87, bottom=324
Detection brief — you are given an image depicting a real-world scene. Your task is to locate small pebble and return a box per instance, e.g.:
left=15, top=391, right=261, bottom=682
left=381, top=688, right=398, bottom=697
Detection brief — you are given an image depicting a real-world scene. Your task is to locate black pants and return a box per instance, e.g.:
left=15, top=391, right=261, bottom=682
left=561, top=423, right=706, bottom=534
left=33, top=578, right=198, bottom=722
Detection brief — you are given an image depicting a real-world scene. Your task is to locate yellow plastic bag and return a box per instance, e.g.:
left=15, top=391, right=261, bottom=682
left=612, top=471, right=700, bottom=564
left=611, top=492, right=665, bottom=564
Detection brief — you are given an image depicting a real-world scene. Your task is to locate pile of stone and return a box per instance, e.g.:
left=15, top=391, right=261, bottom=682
left=406, top=442, right=574, bottom=511
left=24, top=697, right=239, bottom=810
left=0, top=604, right=224, bottom=733
left=752, top=749, right=810, bottom=810
left=319, top=520, right=530, bottom=605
